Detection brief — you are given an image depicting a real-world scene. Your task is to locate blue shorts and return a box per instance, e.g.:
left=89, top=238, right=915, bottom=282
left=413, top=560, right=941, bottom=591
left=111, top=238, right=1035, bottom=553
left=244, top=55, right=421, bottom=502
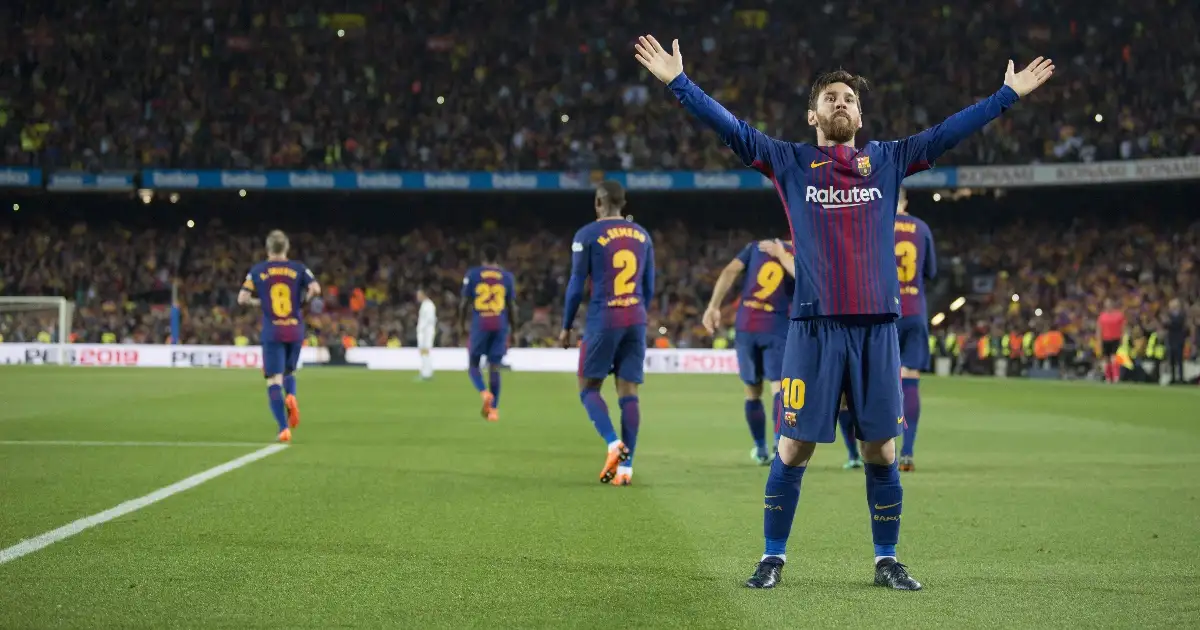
left=734, top=330, right=786, bottom=385
left=262, top=341, right=302, bottom=377
left=896, top=314, right=930, bottom=371
left=579, top=325, right=646, bottom=384
left=469, top=329, right=508, bottom=366
left=778, top=317, right=903, bottom=444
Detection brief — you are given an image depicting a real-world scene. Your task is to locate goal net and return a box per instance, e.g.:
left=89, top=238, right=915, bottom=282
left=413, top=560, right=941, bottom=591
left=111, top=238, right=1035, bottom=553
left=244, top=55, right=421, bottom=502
left=0, top=297, right=75, bottom=365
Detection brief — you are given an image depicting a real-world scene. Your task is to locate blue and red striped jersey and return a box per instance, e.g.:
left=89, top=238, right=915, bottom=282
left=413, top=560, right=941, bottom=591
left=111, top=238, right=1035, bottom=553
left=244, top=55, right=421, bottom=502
left=462, top=265, right=515, bottom=333
left=734, top=241, right=795, bottom=336
left=562, top=217, right=656, bottom=331
left=243, top=259, right=314, bottom=342
left=670, top=72, right=1019, bottom=318
left=894, top=214, right=937, bottom=317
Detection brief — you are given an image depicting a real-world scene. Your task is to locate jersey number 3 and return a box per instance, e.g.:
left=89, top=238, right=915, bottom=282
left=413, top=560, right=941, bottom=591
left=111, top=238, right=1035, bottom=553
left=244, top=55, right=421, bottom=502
left=612, top=249, right=638, bottom=296
left=474, top=284, right=507, bottom=315
left=895, top=241, right=917, bottom=283
left=270, top=284, right=293, bottom=317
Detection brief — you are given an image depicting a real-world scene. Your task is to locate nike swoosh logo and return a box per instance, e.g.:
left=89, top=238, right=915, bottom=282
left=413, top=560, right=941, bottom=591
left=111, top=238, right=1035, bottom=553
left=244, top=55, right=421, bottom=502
left=810, top=160, right=832, bottom=168
left=765, top=495, right=783, bottom=499
left=874, top=502, right=901, bottom=510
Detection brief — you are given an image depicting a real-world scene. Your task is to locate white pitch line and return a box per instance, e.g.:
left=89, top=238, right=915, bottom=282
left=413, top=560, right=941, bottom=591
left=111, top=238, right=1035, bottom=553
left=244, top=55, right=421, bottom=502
left=0, top=443, right=288, bottom=565
left=0, top=440, right=272, bottom=448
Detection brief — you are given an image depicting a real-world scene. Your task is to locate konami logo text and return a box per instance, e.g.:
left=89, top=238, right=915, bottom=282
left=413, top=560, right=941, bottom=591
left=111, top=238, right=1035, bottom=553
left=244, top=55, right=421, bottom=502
left=805, top=186, right=883, bottom=209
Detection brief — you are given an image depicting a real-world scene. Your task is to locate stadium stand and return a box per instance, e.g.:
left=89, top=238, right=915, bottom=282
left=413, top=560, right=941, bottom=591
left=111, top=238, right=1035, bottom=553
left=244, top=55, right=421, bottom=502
left=2, top=0, right=1198, bottom=171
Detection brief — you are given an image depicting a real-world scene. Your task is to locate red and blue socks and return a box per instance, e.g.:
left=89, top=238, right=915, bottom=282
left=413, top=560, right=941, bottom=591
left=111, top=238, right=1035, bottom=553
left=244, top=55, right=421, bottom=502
left=618, top=396, right=640, bottom=466
left=763, top=455, right=807, bottom=558
left=865, top=461, right=903, bottom=561
left=580, top=388, right=618, bottom=444
left=745, top=399, right=767, bottom=452
left=772, top=391, right=783, bottom=444
left=838, top=409, right=860, bottom=461
left=488, top=369, right=502, bottom=409
left=468, top=366, right=486, bottom=393
left=267, top=384, right=287, bottom=432
left=900, top=378, right=920, bottom=458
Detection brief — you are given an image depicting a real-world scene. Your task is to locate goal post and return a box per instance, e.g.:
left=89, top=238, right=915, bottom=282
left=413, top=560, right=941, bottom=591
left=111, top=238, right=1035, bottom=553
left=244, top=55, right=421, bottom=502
left=0, top=296, right=75, bottom=364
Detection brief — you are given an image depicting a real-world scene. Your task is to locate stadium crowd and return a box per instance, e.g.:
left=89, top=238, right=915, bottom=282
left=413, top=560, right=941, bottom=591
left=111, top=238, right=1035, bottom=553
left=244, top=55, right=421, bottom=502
left=3, top=0, right=1199, bottom=172
left=2, top=210, right=1198, bottom=378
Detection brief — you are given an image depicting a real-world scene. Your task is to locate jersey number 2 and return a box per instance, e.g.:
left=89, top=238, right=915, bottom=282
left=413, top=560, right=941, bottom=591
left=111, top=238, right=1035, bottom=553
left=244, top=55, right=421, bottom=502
left=474, top=284, right=507, bottom=314
left=613, top=250, right=638, bottom=296
left=270, top=284, right=293, bottom=317
left=895, top=241, right=918, bottom=283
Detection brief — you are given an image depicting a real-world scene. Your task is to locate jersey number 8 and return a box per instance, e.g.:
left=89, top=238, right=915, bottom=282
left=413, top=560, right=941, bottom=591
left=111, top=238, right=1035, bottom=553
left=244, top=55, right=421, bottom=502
left=270, top=284, right=293, bottom=317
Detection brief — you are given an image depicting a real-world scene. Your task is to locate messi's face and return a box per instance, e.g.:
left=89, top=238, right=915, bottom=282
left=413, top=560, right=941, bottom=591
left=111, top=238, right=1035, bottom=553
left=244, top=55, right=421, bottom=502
left=807, top=82, right=862, bottom=144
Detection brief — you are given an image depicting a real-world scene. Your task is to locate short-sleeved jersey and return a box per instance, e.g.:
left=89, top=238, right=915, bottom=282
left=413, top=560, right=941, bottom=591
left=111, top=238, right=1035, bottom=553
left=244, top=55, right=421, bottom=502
left=566, top=217, right=656, bottom=330
left=893, top=214, right=937, bottom=317
left=734, top=241, right=795, bottom=336
left=243, top=260, right=315, bottom=343
left=461, top=266, right=515, bottom=333
left=671, top=73, right=1020, bottom=319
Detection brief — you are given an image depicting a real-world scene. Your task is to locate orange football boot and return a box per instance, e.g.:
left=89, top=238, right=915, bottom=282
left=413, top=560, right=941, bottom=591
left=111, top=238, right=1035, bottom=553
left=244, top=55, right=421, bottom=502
left=610, top=471, right=632, bottom=486
left=599, top=441, right=630, bottom=484
left=487, top=408, right=500, bottom=423
left=480, top=391, right=495, bottom=419
left=277, top=428, right=292, bottom=443
left=284, top=394, right=301, bottom=429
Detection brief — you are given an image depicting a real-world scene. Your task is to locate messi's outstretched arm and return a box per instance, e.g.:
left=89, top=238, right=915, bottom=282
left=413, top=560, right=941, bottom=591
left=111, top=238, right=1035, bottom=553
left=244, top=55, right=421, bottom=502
left=635, top=35, right=788, bottom=173
left=895, top=57, right=1054, bottom=171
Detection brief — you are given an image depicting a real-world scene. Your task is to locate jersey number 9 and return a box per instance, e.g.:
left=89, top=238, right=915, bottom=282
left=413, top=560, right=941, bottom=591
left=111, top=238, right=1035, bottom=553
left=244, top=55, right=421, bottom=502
left=753, top=261, right=785, bottom=299
left=270, top=284, right=293, bottom=317
left=474, top=283, right=507, bottom=315
left=612, top=249, right=638, bottom=296
left=895, top=241, right=918, bottom=283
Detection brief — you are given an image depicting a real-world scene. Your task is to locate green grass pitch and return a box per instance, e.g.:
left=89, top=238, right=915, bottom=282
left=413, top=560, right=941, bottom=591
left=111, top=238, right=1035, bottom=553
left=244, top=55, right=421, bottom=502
left=1, top=367, right=1198, bottom=628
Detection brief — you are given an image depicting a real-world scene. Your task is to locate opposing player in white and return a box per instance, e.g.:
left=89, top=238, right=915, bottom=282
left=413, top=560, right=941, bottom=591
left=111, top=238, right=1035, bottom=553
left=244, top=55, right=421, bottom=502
left=416, top=288, right=437, bottom=380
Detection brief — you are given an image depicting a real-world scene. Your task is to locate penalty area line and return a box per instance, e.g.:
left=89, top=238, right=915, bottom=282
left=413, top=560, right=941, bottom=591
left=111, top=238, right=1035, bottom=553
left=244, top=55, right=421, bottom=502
left=0, top=443, right=288, bottom=565
left=0, top=440, right=274, bottom=448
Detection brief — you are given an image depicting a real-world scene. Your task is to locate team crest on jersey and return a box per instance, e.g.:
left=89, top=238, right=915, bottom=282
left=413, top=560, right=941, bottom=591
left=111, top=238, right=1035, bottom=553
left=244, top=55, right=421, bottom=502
left=783, top=411, right=797, bottom=427
left=855, top=155, right=872, bottom=176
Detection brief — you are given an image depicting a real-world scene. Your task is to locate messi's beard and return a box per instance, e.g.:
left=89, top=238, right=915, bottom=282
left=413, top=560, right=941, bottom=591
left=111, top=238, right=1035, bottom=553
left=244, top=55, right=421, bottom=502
left=819, top=112, right=857, bottom=144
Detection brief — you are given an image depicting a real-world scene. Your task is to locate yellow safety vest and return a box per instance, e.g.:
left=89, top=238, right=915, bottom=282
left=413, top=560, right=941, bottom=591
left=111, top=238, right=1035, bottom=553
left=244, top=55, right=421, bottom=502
left=713, top=337, right=729, bottom=350
left=37, top=331, right=52, bottom=343
left=101, top=332, right=117, bottom=344
left=386, top=337, right=401, bottom=348
left=234, top=335, right=249, bottom=347
left=1023, top=332, right=1035, bottom=357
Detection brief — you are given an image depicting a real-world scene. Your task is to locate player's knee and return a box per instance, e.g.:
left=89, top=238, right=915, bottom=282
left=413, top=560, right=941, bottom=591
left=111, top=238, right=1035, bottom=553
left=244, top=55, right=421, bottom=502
left=265, top=374, right=284, bottom=386
left=900, top=367, right=921, bottom=380
left=767, top=380, right=782, bottom=396
left=744, top=382, right=764, bottom=400
left=579, top=377, right=604, bottom=393
left=615, top=379, right=638, bottom=398
left=860, top=438, right=896, bottom=466
left=776, top=437, right=816, bottom=467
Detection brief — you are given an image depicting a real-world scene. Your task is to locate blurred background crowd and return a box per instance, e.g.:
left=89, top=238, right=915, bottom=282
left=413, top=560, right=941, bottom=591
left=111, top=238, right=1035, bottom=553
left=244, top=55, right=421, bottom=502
left=2, top=0, right=1198, bottom=172
left=2, top=192, right=1197, bottom=377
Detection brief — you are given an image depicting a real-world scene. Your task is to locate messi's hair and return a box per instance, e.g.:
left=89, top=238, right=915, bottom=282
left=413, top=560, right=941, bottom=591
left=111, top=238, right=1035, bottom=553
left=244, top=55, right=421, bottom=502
left=266, top=230, right=289, bottom=255
left=481, top=243, right=500, bottom=264
left=596, top=180, right=627, bottom=215
left=807, top=70, right=869, bottom=112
